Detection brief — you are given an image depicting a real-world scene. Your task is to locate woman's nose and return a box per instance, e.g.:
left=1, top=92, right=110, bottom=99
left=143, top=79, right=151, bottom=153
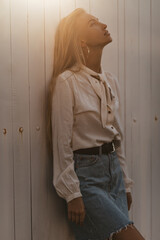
left=101, top=22, right=107, bottom=29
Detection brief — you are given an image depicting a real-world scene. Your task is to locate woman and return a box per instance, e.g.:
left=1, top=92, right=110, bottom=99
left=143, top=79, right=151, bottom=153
left=48, top=8, right=145, bottom=240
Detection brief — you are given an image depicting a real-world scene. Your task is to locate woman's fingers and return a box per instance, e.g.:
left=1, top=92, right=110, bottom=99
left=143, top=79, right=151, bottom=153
left=70, top=210, right=85, bottom=225
left=75, top=212, right=80, bottom=224
left=80, top=210, right=86, bottom=225
left=126, top=192, right=132, bottom=211
left=68, top=209, right=72, bottom=222
left=71, top=212, right=76, bottom=223
left=67, top=197, right=86, bottom=225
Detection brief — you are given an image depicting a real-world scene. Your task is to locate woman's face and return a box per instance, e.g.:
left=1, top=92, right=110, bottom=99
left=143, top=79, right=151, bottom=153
left=77, top=12, right=112, bottom=49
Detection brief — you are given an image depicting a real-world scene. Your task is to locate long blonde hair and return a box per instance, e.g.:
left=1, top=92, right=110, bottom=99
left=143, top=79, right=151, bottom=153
left=46, top=8, right=86, bottom=152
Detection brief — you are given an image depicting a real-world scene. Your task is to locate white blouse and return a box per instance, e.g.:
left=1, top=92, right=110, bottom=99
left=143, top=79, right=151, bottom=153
left=51, top=64, right=134, bottom=203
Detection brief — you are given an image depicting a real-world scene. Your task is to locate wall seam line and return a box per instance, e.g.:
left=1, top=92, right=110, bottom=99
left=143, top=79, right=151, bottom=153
left=27, top=0, right=33, bottom=239
left=150, top=0, right=152, bottom=238
left=9, top=0, right=16, bottom=239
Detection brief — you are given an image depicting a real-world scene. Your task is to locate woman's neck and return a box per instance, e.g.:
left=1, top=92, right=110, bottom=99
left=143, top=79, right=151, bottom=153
left=84, top=47, right=103, bottom=73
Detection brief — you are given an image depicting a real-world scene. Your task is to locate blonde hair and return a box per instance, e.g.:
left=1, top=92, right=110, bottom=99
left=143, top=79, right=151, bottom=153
left=46, top=8, right=86, bottom=152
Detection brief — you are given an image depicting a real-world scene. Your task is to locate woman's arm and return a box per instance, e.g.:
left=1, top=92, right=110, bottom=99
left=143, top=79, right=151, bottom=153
left=52, top=74, right=86, bottom=224
left=112, top=74, right=135, bottom=193
left=51, top=74, right=82, bottom=203
left=115, top=140, right=134, bottom=193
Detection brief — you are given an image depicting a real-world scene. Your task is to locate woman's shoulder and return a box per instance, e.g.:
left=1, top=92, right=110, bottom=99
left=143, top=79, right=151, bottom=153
left=57, top=69, right=75, bottom=83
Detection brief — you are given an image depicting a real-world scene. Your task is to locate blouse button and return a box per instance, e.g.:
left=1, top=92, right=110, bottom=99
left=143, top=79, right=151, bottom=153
left=111, top=126, right=114, bottom=129
left=108, top=110, right=111, bottom=114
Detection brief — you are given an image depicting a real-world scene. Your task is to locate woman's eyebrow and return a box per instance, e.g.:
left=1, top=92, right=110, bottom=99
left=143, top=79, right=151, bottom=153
left=88, top=18, right=99, bottom=24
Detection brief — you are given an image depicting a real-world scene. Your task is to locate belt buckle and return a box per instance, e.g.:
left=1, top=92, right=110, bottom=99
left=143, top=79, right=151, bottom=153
left=111, top=142, right=115, bottom=153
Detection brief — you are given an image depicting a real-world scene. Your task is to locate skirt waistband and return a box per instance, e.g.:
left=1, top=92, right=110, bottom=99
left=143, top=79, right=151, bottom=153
left=73, top=139, right=120, bottom=155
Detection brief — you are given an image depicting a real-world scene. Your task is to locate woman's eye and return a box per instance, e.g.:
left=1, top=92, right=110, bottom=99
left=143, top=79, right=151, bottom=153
left=90, top=22, right=97, bottom=26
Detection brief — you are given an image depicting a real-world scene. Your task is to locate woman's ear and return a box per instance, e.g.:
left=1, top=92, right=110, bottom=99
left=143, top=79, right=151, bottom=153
left=81, top=40, right=87, bottom=48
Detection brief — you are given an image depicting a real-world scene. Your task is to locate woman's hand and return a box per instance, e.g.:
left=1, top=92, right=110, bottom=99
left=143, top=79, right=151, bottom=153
left=67, top=197, right=86, bottom=225
left=126, top=192, right=132, bottom=211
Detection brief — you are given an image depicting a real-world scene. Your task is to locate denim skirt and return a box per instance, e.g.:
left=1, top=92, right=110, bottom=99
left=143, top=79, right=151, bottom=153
left=68, top=150, right=134, bottom=240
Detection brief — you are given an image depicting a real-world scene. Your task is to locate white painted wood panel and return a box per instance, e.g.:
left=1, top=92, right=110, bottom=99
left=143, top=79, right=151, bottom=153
left=27, top=1, right=48, bottom=239
left=0, top=1, right=14, bottom=239
left=151, top=0, right=160, bottom=239
left=10, top=0, right=31, bottom=239
left=117, top=0, right=125, bottom=126
left=125, top=0, right=141, bottom=230
left=139, top=1, right=152, bottom=239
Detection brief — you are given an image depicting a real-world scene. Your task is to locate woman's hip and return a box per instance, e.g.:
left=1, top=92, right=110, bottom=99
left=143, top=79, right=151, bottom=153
left=73, top=151, right=124, bottom=195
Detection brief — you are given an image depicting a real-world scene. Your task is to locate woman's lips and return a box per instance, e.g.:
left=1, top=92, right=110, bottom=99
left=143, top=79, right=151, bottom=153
left=104, top=31, right=110, bottom=36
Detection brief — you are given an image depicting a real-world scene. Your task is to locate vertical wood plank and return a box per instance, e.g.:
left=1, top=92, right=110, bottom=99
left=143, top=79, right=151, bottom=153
left=125, top=0, right=141, bottom=230
left=27, top=1, right=46, bottom=239
left=117, top=0, right=125, bottom=126
left=45, top=0, right=60, bottom=86
left=124, top=1, right=134, bottom=200
left=90, top=0, right=118, bottom=75
left=139, top=0, right=152, bottom=239
left=117, top=3, right=134, bottom=226
left=10, top=0, right=31, bottom=239
left=118, top=0, right=134, bottom=224
left=151, top=0, right=160, bottom=239
left=0, top=0, right=14, bottom=239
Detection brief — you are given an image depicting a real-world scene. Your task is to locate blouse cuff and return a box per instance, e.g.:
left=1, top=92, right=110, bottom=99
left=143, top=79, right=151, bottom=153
left=124, top=179, right=135, bottom=193
left=66, top=192, right=83, bottom=203
left=125, top=187, right=132, bottom=193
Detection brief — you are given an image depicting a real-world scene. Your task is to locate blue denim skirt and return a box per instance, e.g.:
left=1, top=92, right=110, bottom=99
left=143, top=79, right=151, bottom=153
left=69, top=150, right=134, bottom=240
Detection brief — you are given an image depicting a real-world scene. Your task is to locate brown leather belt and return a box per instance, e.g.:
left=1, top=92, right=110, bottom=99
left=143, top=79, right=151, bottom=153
left=73, top=140, right=120, bottom=155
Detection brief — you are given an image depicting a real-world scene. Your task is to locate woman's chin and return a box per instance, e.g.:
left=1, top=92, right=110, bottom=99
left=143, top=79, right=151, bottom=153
left=104, top=37, right=113, bottom=46
left=108, top=35, right=113, bottom=42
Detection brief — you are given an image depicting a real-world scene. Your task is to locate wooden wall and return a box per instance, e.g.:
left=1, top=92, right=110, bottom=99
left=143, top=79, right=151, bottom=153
left=0, top=0, right=160, bottom=239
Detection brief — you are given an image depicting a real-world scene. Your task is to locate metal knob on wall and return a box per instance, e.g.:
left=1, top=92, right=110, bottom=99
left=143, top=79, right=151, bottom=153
left=3, top=128, right=7, bottom=135
left=36, top=126, right=40, bottom=131
left=155, top=115, right=158, bottom=121
left=19, top=127, right=24, bottom=133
